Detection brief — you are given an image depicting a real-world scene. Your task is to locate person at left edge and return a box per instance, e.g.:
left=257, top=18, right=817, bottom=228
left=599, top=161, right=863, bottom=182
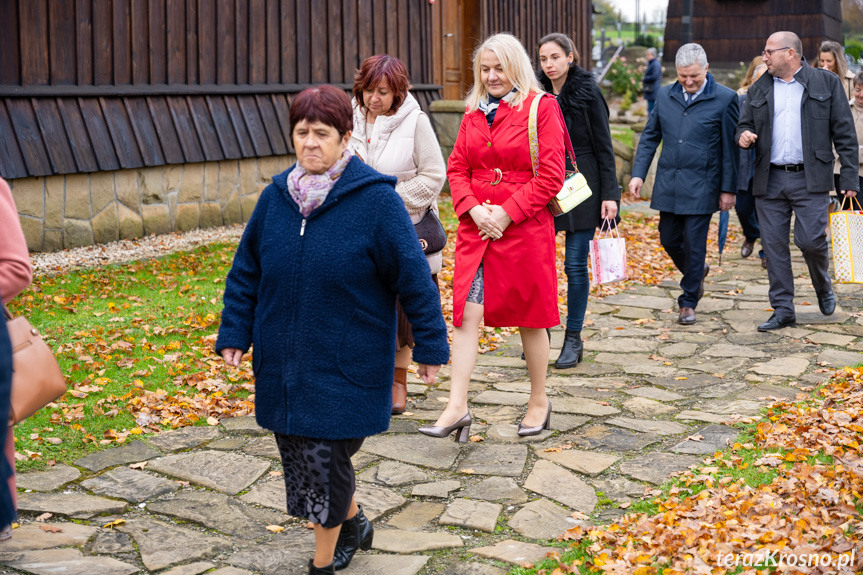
left=349, top=54, right=447, bottom=416
left=629, top=43, right=739, bottom=326
left=536, top=33, right=619, bottom=369
left=216, top=85, right=449, bottom=575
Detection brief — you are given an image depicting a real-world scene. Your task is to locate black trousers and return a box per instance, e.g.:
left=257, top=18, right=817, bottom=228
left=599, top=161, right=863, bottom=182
left=658, top=212, right=712, bottom=309
left=0, top=314, right=15, bottom=529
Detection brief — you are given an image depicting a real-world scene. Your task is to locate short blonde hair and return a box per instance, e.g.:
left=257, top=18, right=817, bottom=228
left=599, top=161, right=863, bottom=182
left=465, top=33, right=544, bottom=113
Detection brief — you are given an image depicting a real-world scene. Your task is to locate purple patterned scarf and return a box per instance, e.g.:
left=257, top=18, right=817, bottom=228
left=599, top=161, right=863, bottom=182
left=287, top=150, right=351, bottom=217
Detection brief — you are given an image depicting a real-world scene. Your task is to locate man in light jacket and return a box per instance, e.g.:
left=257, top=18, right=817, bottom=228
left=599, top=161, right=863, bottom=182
left=630, top=43, right=739, bottom=326
left=737, top=31, right=859, bottom=332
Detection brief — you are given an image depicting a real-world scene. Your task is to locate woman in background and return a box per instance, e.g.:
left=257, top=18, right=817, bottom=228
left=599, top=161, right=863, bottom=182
left=820, top=40, right=855, bottom=100
left=536, top=33, right=619, bottom=369
left=349, top=54, right=446, bottom=415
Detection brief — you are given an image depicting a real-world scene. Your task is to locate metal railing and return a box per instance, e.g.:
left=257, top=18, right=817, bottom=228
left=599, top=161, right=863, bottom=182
left=595, top=45, right=626, bottom=84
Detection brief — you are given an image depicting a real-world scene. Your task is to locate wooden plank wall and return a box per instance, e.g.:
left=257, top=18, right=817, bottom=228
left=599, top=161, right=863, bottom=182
left=0, top=0, right=438, bottom=87
left=664, top=0, right=843, bottom=66
left=482, top=0, right=593, bottom=71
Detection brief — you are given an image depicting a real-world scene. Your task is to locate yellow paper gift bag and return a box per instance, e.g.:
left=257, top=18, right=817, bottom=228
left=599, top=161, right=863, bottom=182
left=830, top=197, right=863, bottom=284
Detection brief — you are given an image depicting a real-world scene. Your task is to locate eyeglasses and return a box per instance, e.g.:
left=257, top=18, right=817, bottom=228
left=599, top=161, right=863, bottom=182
left=762, top=47, right=791, bottom=58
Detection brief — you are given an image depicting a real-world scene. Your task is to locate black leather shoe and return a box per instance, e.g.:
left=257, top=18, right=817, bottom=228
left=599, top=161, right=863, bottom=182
left=332, top=506, right=373, bottom=570
left=554, top=330, right=583, bottom=369
left=741, top=241, right=755, bottom=258
left=761, top=256, right=767, bottom=269
left=697, top=263, right=710, bottom=301
left=309, top=559, right=336, bottom=574
left=817, top=291, right=836, bottom=316
left=757, top=313, right=797, bottom=332
left=678, top=307, right=696, bottom=325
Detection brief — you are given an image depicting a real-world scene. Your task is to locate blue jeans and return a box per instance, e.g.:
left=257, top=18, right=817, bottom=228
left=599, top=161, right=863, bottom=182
left=647, top=99, right=655, bottom=115
left=564, top=229, right=595, bottom=332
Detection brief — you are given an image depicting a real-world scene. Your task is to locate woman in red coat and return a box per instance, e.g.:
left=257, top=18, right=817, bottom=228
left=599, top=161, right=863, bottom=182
left=419, top=33, right=566, bottom=440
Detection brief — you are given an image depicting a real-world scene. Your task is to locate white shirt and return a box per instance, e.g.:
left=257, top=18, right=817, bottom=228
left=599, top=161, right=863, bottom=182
left=771, top=67, right=805, bottom=165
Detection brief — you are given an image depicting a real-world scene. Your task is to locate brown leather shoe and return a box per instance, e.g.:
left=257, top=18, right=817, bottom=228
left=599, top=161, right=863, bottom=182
left=392, top=368, right=408, bottom=414
left=678, top=307, right=696, bottom=325
left=741, top=241, right=754, bottom=258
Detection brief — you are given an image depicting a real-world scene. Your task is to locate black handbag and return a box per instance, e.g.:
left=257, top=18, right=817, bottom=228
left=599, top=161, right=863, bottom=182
left=414, top=209, right=447, bottom=255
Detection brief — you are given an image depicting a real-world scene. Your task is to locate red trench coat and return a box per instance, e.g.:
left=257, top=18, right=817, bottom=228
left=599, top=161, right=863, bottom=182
left=448, top=92, right=566, bottom=328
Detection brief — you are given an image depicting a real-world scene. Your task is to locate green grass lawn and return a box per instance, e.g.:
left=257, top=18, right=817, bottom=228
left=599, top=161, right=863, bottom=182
left=611, top=127, right=634, bottom=148
left=8, top=244, right=253, bottom=471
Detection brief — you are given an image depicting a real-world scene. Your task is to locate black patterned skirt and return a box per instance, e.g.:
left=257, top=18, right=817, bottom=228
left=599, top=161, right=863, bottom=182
left=274, top=434, right=365, bottom=528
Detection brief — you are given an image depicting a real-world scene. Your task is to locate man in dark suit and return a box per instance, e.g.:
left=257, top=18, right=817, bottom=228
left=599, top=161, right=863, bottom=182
left=630, top=43, right=739, bottom=325
left=737, top=31, right=859, bottom=332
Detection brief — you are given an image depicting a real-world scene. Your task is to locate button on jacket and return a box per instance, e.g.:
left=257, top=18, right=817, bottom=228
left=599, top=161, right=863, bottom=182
left=632, top=72, right=740, bottom=214
left=736, top=61, right=860, bottom=195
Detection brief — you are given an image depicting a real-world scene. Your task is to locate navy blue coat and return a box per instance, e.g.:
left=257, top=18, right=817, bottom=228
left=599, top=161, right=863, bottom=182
left=632, top=73, right=740, bottom=215
left=642, top=57, right=662, bottom=102
left=216, top=157, right=450, bottom=440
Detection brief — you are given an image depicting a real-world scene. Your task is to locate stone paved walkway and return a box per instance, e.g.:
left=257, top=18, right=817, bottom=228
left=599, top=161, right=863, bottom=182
left=4, top=221, right=863, bottom=574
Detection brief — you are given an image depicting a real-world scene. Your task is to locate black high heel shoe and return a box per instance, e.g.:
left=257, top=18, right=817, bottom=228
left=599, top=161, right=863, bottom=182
left=332, top=505, right=373, bottom=570
left=517, top=402, right=552, bottom=437
left=308, top=559, right=336, bottom=574
left=417, top=413, right=472, bottom=443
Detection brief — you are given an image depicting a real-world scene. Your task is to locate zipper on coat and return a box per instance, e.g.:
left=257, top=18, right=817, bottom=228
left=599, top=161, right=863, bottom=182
left=300, top=219, right=306, bottom=236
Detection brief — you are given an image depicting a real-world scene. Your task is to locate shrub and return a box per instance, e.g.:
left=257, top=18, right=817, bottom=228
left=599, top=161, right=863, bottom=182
left=607, top=57, right=645, bottom=97
left=845, top=39, right=863, bottom=63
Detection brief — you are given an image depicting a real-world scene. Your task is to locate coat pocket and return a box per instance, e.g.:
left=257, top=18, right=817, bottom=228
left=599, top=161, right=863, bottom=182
left=336, top=307, right=392, bottom=389
left=815, top=148, right=836, bottom=164
left=809, top=93, right=831, bottom=119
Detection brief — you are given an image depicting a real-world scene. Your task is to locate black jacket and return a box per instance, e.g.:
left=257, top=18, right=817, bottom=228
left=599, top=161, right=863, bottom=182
left=643, top=57, right=662, bottom=102
left=538, top=66, right=620, bottom=232
left=736, top=61, right=859, bottom=195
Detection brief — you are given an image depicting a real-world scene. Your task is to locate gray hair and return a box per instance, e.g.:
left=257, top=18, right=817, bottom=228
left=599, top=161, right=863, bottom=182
left=675, top=43, right=708, bottom=68
left=646, top=48, right=657, bottom=57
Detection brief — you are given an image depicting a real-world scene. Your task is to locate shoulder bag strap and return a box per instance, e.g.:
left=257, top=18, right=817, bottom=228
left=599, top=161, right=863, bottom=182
left=528, top=93, right=579, bottom=177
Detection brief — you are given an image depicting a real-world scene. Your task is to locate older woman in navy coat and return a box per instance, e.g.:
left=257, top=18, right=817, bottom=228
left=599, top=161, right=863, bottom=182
left=216, top=85, right=449, bottom=575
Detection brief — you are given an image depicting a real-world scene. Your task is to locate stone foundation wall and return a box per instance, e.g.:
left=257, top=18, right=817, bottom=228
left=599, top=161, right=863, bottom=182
left=9, top=155, right=296, bottom=252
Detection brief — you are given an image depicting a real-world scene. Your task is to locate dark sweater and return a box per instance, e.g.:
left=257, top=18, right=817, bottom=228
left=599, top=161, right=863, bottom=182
left=216, top=157, right=449, bottom=440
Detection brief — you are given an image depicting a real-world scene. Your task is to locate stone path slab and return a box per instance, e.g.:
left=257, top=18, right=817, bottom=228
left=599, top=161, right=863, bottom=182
left=553, top=396, right=620, bottom=416
left=508, top=498, right=582, bottom=540
left=671, top=424, right=739, bottom=455
left=471, top=390, right=529, bottom=406
left=358, top=461, right=430, bottom=486
left=118, top=518, right=230, bottom=571
left=606, top=417, right=688, bottom=436
left=523, top=460, right=597, bottom=513
left=344, top=555, right=429, bottom=575
left=411, top=480, right=461, bottom=498
left=17, top=465, right=81, bottom=492
left=439, top=498, right=502, bottom=533
left=386, top=502, right=445, bottom=531
left=372, top=529, right=462, bottom=553
left=573, top=424, right=662, bottom=451
left=533, top=448, right=618, bottom=476
left=354, top=484, right=407, bottom=521
left=602, top=294, right=675, bottom=309
left=17, top=492, right=127, bottom=517
left=623, top=397, right=677, bottom=417
left=702, top=344, right=767, bottom=358
left=584, top=338, right=659, bottom=353
left=361, top=435, right=460, bottom=469
left=460, top=477, right=528, bottom=504
left=623, top=387, right=685, bottom=402
left=485, top=424, right=554, bottom=442
left=0, top=523, right=98, bottom=552
left=749, top=357, right=810, bottom=376
left=220, top=416, right=267, bottom=435
left=146, top=489, right=289, bottom=538
left=675, top=410, right=731, bottom=424
left=147, top=426, right=222, bottom=451
left=146, top=450, right=271, bottom=494
left=457, top=444, right=527, bottom=477
left=242, top=436, right=280, bottom=458
left=618, top=453, right=701, bottom=484
left=159, top=561, right=216, bottom=575
left=81, top=467, right=180, bottom=503
left=0, top=548, right=138, bottom=575
left=469, top=539, right=558, bottom=565
left=818, top=348, right=863, bottom=367
left=227, top=533, right=316, bottom=575
left=86, top=531, right=135, bottom=554
left=240, top=478, right=287, bottom=513
left=439, top=562, right=507, bottom=575
left=73, top=440, right=159, bottom=472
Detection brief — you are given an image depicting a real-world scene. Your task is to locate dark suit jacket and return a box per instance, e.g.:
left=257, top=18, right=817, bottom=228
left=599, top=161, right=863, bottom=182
left=632, top=73, right=740, bottom=215
left=735, top=61, right=859, bottom=195
left=642, top=57, right=662, bottom=102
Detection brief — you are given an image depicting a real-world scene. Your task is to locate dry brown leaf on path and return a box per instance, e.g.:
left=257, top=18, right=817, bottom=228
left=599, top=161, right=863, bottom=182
left=35, top=513, right=52, bottom=522
left=265, top=525, right=285, bottom=533
left=39, top=525, right=64, bottom=533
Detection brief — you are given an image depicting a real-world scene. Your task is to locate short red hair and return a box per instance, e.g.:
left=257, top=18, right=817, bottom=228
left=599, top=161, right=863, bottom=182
left=290, top=85, right=353, bottom=137
left=353, top=55, right=412, bottom=114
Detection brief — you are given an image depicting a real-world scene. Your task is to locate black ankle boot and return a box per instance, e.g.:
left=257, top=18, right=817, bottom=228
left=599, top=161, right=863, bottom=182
left=308, top=559, right=336, bottom=574
left=554, top=330, right=583, bottom=369
left=332, top=505, right=374, bottom=570
left=522, top=328, right=553, bottom=360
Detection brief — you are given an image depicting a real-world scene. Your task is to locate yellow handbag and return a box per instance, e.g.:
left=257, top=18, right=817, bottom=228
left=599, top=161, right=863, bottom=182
left=528, top=94, right=593, bottom=216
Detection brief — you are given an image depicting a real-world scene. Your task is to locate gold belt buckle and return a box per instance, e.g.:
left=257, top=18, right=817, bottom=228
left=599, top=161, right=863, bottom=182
left=490, top=168, right=503, bottom=185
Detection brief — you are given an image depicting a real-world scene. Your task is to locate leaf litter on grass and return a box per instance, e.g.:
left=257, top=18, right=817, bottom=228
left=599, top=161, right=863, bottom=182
left=532, top=368, right=863, bottom=575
